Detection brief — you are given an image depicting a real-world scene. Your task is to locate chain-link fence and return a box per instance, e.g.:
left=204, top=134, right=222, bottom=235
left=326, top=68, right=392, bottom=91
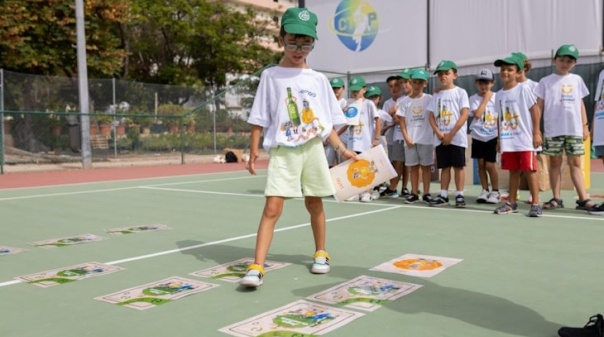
left=0, top=66, right=270, bottom=173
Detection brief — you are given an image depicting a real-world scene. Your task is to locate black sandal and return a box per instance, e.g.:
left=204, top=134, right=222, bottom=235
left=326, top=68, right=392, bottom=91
left=576, top=199, right=594, bottom=210
left=543, top=198, right=564, bottom=209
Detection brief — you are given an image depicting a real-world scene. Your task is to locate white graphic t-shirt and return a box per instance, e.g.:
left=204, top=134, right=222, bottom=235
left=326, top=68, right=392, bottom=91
left=348, top=98, right=378, bottom=152
left=248, top=67, right=346, bottom=151
left=336, top=97, right=349, bottom=144
left=593, top=69, right=604, bottom=146
left=427, top=87, right=470, bottom=147
left=534, top=73, right=589, bottom=137
left=382, top=96, right=405, bottom=143
left=395, top=93, right=433, bottom=145
left=469, top=92, right=498, bottom=142
left=495, top=84, right=538, bottom=152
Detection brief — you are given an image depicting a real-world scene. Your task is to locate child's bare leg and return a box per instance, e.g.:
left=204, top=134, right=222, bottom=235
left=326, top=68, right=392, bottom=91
left=421, top=165, right=431, bottom=194
left=485, top=161, right=499, bottom=190
left=478, top=158, right=488, bottom=190
left=525, top=170, right=540, bottom=204
left=568, top=155, right=589, bottom=201
left=305, top=196, right=326, bottom=252
left=389, top=161, right=403, bottom=191
left=402, top=163, right=409, bottom=191
left=508, top=170, right=521, bottom=204
left=453, top=166, right=465, bottom=192
left=440, top=167, right=451, bottom=191
left=410, top=165, right=420, bottom=194
left=254, top=196, right=284, bottom=266
left=548, top=155, right=563, bottom=199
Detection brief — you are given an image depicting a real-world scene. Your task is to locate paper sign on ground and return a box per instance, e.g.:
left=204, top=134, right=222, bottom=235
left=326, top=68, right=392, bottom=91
left=307, top=275, right=422, bottom=312
left=190, top=258, right=290, bottom=283
left=16, top=262, right=124, bottom=288
left=29, top=234, right=106, bottom=248
left=105, top=224, right=171, bottom=235
left=329, top=144, right=396, bottom=202
left=219, top=299, right=364, bottom=337
left=95, top=276, right=218, bottom=310
left=371, top=254, right=462, bottom=278
left=0, top=246, right=27, bottom=256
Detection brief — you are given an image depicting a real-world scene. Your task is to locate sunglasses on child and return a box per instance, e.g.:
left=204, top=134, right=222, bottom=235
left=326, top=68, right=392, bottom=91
left=283, top=41, right=314, bottom=52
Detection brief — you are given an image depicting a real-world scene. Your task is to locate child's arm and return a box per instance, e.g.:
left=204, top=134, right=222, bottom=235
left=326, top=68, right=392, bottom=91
left=581, top=100, right=589, bottom=140
left=473, top=91, right=493, bottom=120
left=399, top=117, right=413, bottom=147
left=247, top=124, right=263, bottom=175
left=443, top=107, right=469, bottom=145
left=327, top=130, right=357, bottom=160
left=536, top=97, right=544, bottom=118
left=429, top=113, right=444, bottom=142
left=373, top=117, right=382, bottom=147
left=529, top=104, right=543, bottom=148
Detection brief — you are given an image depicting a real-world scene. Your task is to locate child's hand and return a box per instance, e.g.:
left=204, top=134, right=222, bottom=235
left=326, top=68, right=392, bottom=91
left=442, top=133, right=452, bottom=145
left=341, top=149, right=358, bottom=161
left=583, top=124, right=590, bottom=141
left=533, top=131, right=543, bottom=148
left=245, top=151, right=259, bottom=175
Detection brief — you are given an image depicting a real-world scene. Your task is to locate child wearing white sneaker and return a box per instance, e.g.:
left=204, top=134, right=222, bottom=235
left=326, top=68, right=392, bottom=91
left=243, top=7, right=357, bottom=287
left=469, top=69, right=500, bottom=204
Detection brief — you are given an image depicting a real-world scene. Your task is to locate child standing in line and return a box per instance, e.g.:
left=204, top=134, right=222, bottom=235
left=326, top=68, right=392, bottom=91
left=469, top=69, right=500, bottom=204
left=535, top=44, right=593, bottom=211
left=365, top=85, right=391, bottom=199
left=493, top=54, right=543, bottom=217
left=243, top=7, right=357, bottom=288
left=588, top=68, right=604, bottom=215
left=397, top=68, right=434, bottom=204
left=427, top=60, right=470, bottom=208
left=380, top=70, right=410, bottom=198
left=347, top=76, right=382, bottom=202
left=325, top=78, right=348, bottom=167
left=512, top=52, right=539, bottom=91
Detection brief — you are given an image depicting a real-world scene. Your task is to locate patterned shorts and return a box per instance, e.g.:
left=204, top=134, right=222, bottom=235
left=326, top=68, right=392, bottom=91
left=543, top=135, right=584, bottom=156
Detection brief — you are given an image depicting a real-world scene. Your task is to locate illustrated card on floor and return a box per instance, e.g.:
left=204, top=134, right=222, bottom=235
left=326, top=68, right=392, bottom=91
left=306, top=275, right=422, bottom=312
left=16, top=262, right=124, bottom=288
left=95, top=276, right=219, bottom=310
left=190, top=257, right=290, bottom=282
left=105, top=224, right=171, bottom=235
left=0, top=246, right=27, bottom=256
left=219, top=299, right=364, bottom=337
left=329, top=144, right=397, bottom=202
left=29, top=234, right=106, bottom=248
left=371, top=254, right=462, bottom=278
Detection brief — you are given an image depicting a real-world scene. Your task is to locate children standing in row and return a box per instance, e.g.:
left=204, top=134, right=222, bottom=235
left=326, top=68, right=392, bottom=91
left=493, top=54, right=543, bottom=217
left=397, top=69, right=434, bottom=203
left=469, top=69, right=500, bottom=204
left=325, top=78, right=348, bottom=167
left=428, top=60, right=470, bottom=208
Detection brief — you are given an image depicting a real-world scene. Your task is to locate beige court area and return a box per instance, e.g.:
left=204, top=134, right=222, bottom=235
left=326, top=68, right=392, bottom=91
left=0, top=168, right=603, bottom=337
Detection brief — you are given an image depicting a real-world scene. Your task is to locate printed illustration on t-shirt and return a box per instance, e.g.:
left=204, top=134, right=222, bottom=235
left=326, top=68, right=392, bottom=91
left=347, top=159, right=378, bottom=188
left=281, top=87, right=326, bottom=144
left=499, top=101, right=519, bottom=131
left=560, top=84, right=576, bottom=107
left=436, top=98, right=453, bottom=130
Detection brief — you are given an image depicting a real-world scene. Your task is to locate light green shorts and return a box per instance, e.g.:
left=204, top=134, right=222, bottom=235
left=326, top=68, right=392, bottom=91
left=265, top=137, right=335, bottom=198
left=543, top=135, right=585, bottom=156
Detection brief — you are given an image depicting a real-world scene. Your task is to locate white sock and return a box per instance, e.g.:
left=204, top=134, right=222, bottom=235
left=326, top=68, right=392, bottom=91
left=440, top=190, right=448, bottom=198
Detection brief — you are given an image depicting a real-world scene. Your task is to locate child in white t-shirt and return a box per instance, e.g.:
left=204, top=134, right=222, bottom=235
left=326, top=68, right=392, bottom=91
left=396, top=69, right=434, bottom=204
left=325, top=77, right=348, bottom=167
left=534, top=44, right=592, bottom=211
left=346, top=76, right=382, bottom=202
left=365, top=85, right=391, bottom=199
left=493, top=54, right=542, bottom=217
left=469, top=68, right=500, bottom=204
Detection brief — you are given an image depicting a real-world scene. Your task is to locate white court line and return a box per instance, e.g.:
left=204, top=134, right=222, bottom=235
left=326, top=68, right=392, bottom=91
left=0, top=205, right=402, bottom=288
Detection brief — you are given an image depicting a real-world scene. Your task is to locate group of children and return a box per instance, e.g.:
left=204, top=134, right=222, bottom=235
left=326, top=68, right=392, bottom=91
left=240, top=7, right=600, bottom=288
left=326, top=45, right=597, bottom=220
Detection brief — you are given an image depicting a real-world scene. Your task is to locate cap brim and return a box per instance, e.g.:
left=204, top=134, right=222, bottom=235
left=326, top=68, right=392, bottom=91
left=433, top=68, right=452, bottom=74
left=349, top=85, right=364, bottom=91
left=476, top=77, right=494, bottom=81
left=283, top=24, right=318, bottom=39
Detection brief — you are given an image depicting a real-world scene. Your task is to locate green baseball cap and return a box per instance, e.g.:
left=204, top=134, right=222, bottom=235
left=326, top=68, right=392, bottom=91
left=364, top=86, right=382, bottom=98
left=398, top=68, right=412, bottom=80
left=433, top=60, right=457, bottom=74
left=349, top=76, right=366, bottom=91
left=410, top=68, right=429, bottom=81
left=281, top=7, right=318, bottom=39
left=512, top=52, right=528, bottom=61
left=330, top=78, right=345, bottom=88
left=555, top=44, right=579, bottom=59
left=494, top=55, right=524, bottom=71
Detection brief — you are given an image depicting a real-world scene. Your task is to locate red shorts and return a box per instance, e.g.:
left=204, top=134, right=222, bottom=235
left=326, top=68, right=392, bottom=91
left=501, top=151, right=537, bottom=171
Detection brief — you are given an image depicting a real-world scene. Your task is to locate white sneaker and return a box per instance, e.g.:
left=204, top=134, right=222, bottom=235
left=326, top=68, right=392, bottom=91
left=486, top=191, right=501, bottom=204
left=360, top=192, right=372, bottom=202
left=239, top=264, right=264, bottom=288
left=371, top=190, right=380, bottom=200
left=311, top=251, right=331, bottom=274
left=477, top=189, right=489, bottom=203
